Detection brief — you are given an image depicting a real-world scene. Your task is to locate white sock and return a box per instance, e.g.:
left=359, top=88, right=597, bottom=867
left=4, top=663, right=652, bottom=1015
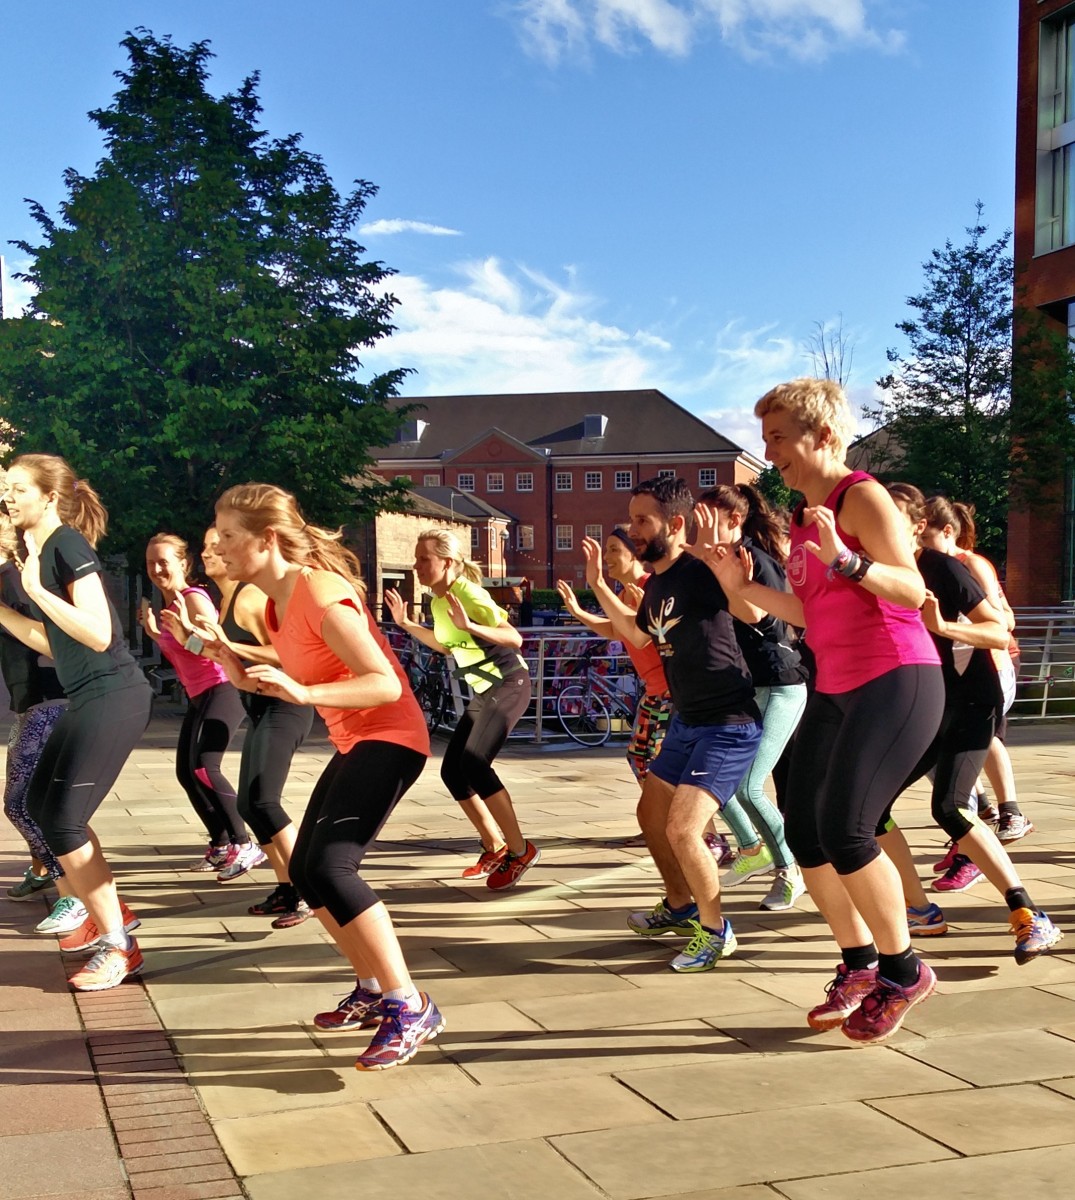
left=99, top=926, right=132, bottom=951
left=384, top=986, right=421, bottom=1011
left=359, top=977, right=381, bottom=994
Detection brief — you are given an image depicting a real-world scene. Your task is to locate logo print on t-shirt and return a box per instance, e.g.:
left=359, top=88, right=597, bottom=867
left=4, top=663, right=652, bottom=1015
left=647, top=596, right=682, bottom=656
left=787, top=544, right=808, bottom=589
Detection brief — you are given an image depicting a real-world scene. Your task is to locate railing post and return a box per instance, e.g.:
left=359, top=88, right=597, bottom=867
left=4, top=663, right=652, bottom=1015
left=534, top=634, right=546, bottom=744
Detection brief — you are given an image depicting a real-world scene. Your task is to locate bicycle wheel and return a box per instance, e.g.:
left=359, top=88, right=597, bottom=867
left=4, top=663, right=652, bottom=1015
left=415, top=674, right=447, bottom=735
left=557, top=684, right=612, bottom=747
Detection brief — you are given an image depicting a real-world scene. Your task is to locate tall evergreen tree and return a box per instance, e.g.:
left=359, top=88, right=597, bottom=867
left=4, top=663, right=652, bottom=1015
left=870, top=204, right=1011, bottom=562
left=0, top=31, right=410, bottom=559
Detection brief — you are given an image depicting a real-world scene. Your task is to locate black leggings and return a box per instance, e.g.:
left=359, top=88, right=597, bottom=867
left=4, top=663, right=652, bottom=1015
left=289, top=740, right=427, bottom=926
left=441, top=672, right=531, bottom=802
left=895, top=703, right=995, bottom=842
left=28, top=684, right=152, bottom=857
left=236, top=695, right=314, bottom=845
left=784, top=664, right=944, bottom=875
left=177, top=683, right=247, bottom=846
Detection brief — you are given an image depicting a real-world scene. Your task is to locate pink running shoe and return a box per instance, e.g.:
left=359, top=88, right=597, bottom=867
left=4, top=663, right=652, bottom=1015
left=189, top=844, right=231, bottom=872
left=933, top=853, right=983, bottom=893
left=842, top=962, right=937, bottom=1044
left=806, top=963, right=878, bottom=1031
left=703, top=831, right=735, bottom=866
left=932, top=840, right=959, bottom=874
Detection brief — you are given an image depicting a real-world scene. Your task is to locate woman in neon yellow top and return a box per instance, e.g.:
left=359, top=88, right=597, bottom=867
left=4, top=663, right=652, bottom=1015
left=385, top=529, right=538, bottom=890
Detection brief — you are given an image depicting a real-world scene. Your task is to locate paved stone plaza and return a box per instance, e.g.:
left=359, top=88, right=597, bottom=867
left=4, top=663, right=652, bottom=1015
left=3, top=715, right=1075, bottom=1200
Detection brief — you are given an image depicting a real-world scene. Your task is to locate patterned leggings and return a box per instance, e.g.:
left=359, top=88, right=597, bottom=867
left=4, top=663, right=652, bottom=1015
left=3, top=700, right=69, bottom=878
left=626, top=691, right=673, bottom=783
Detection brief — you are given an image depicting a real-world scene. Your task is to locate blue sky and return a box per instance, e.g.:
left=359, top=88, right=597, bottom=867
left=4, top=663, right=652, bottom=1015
left=0, top=1, right=1015, bottom=456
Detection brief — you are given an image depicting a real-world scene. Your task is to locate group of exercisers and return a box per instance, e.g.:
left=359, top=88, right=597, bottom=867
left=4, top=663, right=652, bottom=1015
left=0, top=375, right=1064, bottom=1065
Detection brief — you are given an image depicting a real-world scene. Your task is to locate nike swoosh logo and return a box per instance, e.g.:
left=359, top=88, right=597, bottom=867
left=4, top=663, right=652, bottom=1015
left=690, top=770, right=708, bottom=777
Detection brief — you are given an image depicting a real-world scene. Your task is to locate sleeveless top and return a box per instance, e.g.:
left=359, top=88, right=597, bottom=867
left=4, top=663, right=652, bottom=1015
left=157, top=586, right=229, bottom=698
left=787, top=471, right=938, bottom=694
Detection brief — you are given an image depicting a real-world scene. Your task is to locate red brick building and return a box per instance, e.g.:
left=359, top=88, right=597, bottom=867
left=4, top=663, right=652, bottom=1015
left=373, top=390, right=764, bottom=587
left=1010, top=0, right=1075, bottom=603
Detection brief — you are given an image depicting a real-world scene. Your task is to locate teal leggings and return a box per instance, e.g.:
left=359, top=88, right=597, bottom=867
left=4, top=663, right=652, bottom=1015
left=719, top=684, right=806, bottom=869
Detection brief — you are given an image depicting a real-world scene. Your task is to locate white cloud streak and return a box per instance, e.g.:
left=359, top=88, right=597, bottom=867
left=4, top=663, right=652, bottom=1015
left=514, top=0, right=906, bottom=65
left=359, top=219, right=462, bottom=237
left=0, top=257, right=35, bottom=318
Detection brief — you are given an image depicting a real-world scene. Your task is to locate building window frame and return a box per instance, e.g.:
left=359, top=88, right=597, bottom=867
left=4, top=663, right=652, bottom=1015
left=555, top=524, right=573, bottom=551
left=517, top=524, right=534, bottom=551
left=423, top=473, right=440, bottom=486
left=584, top=470, right=602, bottom=491
left=487, top=472, right=504, bottom=493
left=457, top=472, right=475, bottom=493
left=698, top=467, right=717, bottom=489
left=555, top=471, right=573, bottom=492
left=584, top=523, right=602, bottom=542
left=1037, top=13, right=1075, bottom=254
left=516, top=471, right=534, bottom=492
left=614, top=470, right=633, bottom=491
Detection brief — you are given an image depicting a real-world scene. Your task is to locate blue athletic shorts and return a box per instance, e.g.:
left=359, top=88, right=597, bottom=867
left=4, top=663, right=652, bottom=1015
left=648, top=714, right=763, bottom=805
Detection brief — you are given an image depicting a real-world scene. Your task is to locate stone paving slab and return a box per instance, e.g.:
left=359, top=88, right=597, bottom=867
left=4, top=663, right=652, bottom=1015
left=3, top=718, right=1075, bottom=1198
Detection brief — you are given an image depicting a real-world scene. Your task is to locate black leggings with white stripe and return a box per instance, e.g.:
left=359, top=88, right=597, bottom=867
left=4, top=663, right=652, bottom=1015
left=289, top=740, right=427, bottom=925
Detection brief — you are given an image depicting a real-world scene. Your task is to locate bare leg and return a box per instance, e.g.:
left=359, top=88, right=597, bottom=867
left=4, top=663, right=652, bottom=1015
left=315, top=902, right=413, bottom=994
left=802, top=862, right=874, bottom=950
left=983, top=738, right=1020, bottom=811
left=958, top=823, right=1021, bottom=895
left=666, top=784, right=722, bottom=928
left=839, top=854, right=912, bottom=956
left=458, top=795, right=505, bottom=851
left=473, top=789, right=524, bottom=856
left=56, top=830, right=121, bottom=934
left=262, top=823, right=298, bottom=884
left=637, top=773, right=692, bottom=909
left=878, top=825, right=930, bottom=909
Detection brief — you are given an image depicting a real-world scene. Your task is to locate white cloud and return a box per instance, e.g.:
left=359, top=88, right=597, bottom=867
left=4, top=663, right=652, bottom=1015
left=514, top=0, right=905, bottom=64
left=359, top=219, right=462, bottom=237
left=0, top=257, right=35, bottom=317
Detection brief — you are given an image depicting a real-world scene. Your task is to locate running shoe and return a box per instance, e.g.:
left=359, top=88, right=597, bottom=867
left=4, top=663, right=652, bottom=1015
left=975, top=791, right=1000, bottom=824
left=720, top=844, right=774, bottom=888
left=1010, top=907, right=1064, bottom=965
left=462, top=844, right=508, bottom=879
left=67, top=941, right=144, bottom=992
left=35, top=896, right=88, bottom=935
left=670, top=918, right=737, bottom=972
left=355, top=994, right=445, bottom=1070
left=933, top=840, right=959, bottom=874
left=486, top=841, right=540, bottom=891
left=907, top=902, right=948, bottom=937
left=759, top=866, right=806, bottom=911
left=997, top=813, right=1034, bottom=844
left=703, top=831, right=735, bottom=866
left=313, top=984, right=384, bottom=1031
left=627, top=898, right=700, bottom=937
left=7, top=868, right=51, bottom=901
left=189, top=844, right=232, bottom=872
left=216, top=842, right=268, bottom=883
left=842, top=961, right=936, bottom=1045
left=249, top=884, right=294, bottom=915
left=933, top=853, right=984, bottom=893
left=806, top=963, right=878, bottom=1032
left=59, top=903, right=142, bottom=955
left=272, top=899, right=312, bottom=929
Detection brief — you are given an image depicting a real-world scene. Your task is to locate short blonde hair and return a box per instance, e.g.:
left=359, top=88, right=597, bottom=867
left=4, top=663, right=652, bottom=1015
left=417, top=528, right=482, bottom=585
left=754, top=378, right=855, bottom=461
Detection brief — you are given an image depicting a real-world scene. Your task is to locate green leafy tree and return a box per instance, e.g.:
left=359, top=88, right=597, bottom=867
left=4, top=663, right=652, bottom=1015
left=0, top=31, right=411, bottom=561
left=754, top=465, right=801, bottom=514
left=869, top=204, right=1012, bottom=563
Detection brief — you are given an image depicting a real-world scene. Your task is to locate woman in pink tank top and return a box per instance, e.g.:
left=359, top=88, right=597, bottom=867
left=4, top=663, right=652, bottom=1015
left=715, top=378, right=944, bottom=1045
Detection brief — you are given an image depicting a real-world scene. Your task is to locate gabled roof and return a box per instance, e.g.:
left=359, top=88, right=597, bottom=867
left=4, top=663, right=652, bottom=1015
left=410, top=487, right=513, bottom=522
left=441, top=426, right=548, bottom=465
left=377, top=390, right=744, bottom=461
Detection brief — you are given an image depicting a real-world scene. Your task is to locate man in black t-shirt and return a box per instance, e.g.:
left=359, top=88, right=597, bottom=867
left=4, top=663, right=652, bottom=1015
left=587, top=477, right=762, bottom=973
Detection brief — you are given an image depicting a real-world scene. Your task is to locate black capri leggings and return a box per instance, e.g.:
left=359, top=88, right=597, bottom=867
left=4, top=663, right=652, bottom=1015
left=28, top=683, right=152, bottom=857
left=441, top=671, right=531, bottom=802
left=177, top=682, right=248, bottom=846
left=236, top=695, right=314, bottom=845
left=289, top=739, right=427, bottom=926
left=893, top=702, right=995, bottom=843
left=784, top=663, right=944, bottom=875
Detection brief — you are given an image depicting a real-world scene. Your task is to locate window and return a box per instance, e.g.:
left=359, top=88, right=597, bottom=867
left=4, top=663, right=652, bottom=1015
left=396, top=474, right=413, bottom=485
left=658, top=469, right=675, bottom=480
left=555, top=525, right=573, bottom=551
left=555, top=472, right=572, bottom=492
left=614, top=470, right=633, bottom=490
left=423, top=474, right=440, bottom=486
left=698, top=468, right=716, bottom=489
left=516, top=471, right=533, bottom=492
left=517, top=525, right=534, bottom=550
left=1038, top=14, right=1075, bottom=252
left=457, top=472, right=475, bottom=492
left=487, top=472, right=504, bottom=492
left=584, top=471, right=602, bottom=491
left=470, top=525, right=480, bottom=552
left=585, top=523, right=602, bottom=541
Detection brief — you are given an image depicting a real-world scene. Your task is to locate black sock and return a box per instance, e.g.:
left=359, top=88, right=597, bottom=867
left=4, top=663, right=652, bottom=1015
left=998, top=802, right=1021, bottom=818
left=842, top=944, right=878, bottom=972
left=666, top=897, right=695, bottom=915
left=1005, top=886, right=1033, bottom=913
left=878, top=947, right=919, bottom=988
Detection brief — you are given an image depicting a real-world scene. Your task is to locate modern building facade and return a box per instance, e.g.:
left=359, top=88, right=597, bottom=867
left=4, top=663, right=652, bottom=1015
left=1011, top=0, right=1075, bottom=603
left=372, top=390, right=764, bottom=587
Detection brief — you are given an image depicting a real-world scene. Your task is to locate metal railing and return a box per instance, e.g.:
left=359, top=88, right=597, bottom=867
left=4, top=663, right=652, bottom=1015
left=386, top=626, right=640, bottom=743
left=1009, top=604, right=1075, bottom=722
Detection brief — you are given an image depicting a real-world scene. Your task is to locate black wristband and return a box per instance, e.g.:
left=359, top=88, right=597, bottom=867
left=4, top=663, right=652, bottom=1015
left=848, top=555, right=873, bottom=582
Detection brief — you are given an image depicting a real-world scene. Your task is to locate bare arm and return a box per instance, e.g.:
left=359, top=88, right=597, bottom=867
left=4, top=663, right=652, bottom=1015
left=960, top=554, right=1016, bottom=632
left=383, top=588, right=450, bottom=655
left=245, top=602, right=401, bottom=709
left=556, top=579, right=615, bottom=638
left=23, top=556, right=113, bottom=654
left=921, top=594, right=1009, bottom=650
left=716, top=545, right=807, bottom=628
left=445, top=592, right=522, bottom=649
left=0, top=603, right=51, bottom=656
left=580, top=538, right=650, bottom=649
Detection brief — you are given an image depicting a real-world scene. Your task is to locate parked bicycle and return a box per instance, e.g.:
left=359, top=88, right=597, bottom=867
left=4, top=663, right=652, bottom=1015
left=394, top=638, right=455, bottom=735
left=556, top=641, right=639, bottom=746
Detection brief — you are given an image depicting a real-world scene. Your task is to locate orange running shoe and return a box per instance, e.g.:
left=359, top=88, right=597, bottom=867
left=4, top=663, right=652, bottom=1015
left=461, top=844, right=507, bottom=879
left=58, top=903, right=141, bottom=955
left=67, top=941, right=144, bottom=991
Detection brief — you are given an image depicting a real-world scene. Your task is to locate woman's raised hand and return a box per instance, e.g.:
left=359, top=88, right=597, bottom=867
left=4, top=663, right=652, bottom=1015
left=801, top=504, right=847, bottom=564
left=384, top=589, right=408, bottom=627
